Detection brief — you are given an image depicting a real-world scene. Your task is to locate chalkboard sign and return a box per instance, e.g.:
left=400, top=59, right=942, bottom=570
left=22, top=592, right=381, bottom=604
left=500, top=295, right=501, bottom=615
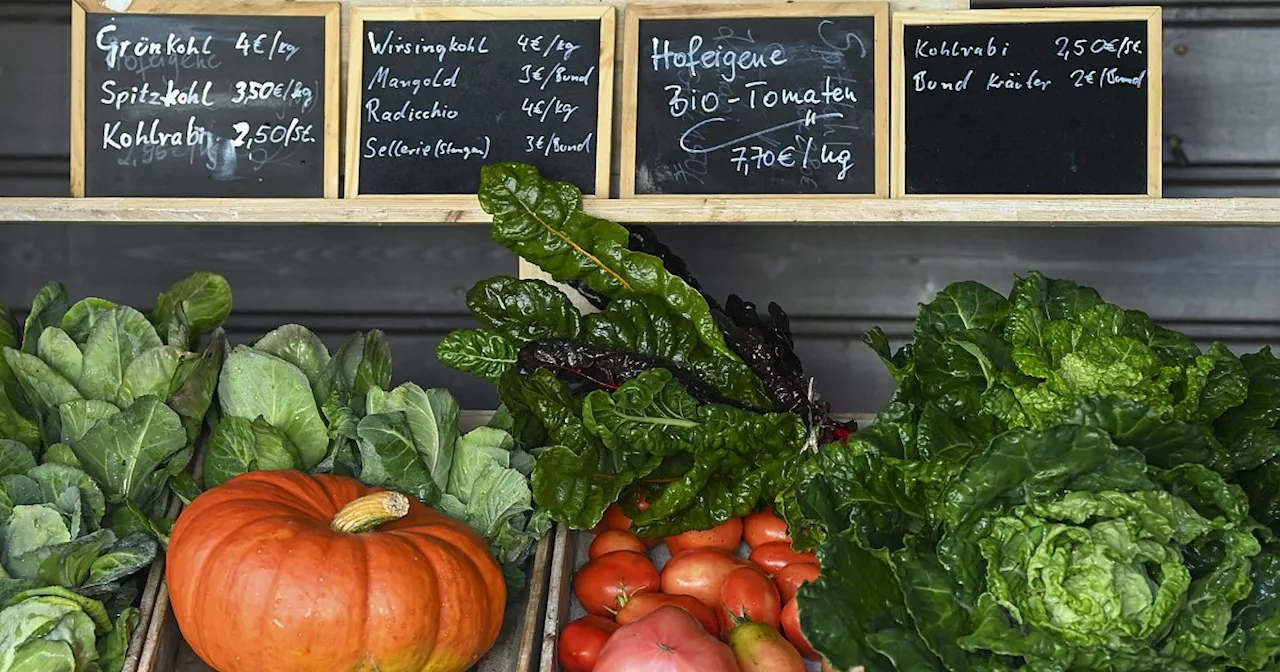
left=893, top=8, right=1162, bottom=197
left=621, top=3, right=889, bottom=198
left=345, top=7, right=614, bottom=197
left=70, top=0, right=340, bottom=198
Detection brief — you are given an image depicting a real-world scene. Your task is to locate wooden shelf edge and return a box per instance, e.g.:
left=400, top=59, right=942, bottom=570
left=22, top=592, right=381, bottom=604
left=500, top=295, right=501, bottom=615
left=3, top=196, right=1278, bottom=225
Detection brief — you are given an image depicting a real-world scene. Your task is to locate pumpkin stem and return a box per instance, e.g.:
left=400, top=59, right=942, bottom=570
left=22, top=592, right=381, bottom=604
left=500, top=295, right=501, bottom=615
left=331, top=491, right=410, bottom=533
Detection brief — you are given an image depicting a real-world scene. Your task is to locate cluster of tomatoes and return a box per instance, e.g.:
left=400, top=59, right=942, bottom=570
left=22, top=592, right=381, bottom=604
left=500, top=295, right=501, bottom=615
left=558, top=503, right=822, bottom=672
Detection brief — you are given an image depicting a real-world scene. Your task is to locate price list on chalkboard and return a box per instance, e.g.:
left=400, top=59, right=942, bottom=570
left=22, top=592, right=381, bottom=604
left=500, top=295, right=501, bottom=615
left=348, top=8, right=613, bottom=196
left=624, top=6, right=887, bottom=197
left=896, top=9, right=1161, bottom=196
left=74, top=4, right=338, bottom=197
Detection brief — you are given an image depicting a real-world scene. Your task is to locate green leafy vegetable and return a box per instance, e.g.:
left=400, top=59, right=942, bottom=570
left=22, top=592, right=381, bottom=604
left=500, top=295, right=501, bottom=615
left=204, top=324, right=551, bottom=585
left=439, top=163, right=852, bottom=539
left=791, top=272, right=1280, bottom=672
left=0, top=273, right=230, bottom=671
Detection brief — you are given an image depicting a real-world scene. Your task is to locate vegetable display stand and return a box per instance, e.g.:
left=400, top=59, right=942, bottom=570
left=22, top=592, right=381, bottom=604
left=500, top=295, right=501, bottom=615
left=5, top=197, right=1280, bottom=225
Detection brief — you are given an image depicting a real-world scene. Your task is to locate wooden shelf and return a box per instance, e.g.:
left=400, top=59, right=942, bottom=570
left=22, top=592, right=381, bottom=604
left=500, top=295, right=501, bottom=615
left=2, top=196, right=1279, bottom=225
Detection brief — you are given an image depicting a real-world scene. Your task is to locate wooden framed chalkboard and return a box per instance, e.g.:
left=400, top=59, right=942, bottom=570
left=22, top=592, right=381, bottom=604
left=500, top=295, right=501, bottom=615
left=892, top=8, right=1162, bottom=198
left=345, top=6, right=615, bottom=198
left=620, top=3, right=889, bottom=199
left=70, top=0, right=340, bottom=198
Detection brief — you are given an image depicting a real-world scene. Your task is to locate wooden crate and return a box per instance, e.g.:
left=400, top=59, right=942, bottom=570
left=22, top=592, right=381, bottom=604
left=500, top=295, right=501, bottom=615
left=140, top=533, right=555, bottom=672
left=538, top=413, right=876, bottom=672
left=117, top=492, right=185, bottom=672
left=134, top=410, right=555, bottom=672
left=540, top=526, right=835, bottom=672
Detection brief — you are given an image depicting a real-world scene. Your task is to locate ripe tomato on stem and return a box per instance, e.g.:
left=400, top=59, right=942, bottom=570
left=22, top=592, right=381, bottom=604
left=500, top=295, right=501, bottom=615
left=743, top=506, right=791, bottom=549
left=575, top=550, right=660, bottom=617
left=718, top=566, right=782, bottom=636
left=666, top=517, right=743, bottom=556
left=559, top=616, right=620, bottom=672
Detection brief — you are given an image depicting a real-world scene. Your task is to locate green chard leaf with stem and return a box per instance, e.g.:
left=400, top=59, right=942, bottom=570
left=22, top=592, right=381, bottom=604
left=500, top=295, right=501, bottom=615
left=477, top=163, right=741, bottom=363
left=465, top=276, right=582, bottom=344
left=436, top=329, right=519, bottom=384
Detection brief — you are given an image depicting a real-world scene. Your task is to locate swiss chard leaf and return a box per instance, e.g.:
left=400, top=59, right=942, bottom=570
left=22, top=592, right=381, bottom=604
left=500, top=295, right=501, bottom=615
left=581, top=295, right=769, bottom=408
left=436, top=328, right=519, bottom=384
left=478, top=163, right=740, bottom=362
left=466, top=276, right=581, bottom=344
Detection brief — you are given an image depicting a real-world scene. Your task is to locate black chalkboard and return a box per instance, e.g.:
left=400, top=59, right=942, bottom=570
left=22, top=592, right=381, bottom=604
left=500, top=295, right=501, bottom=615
left=896, top=10, right=1161, bottom=196
left=348, top=8, right=612, bottom=196
left=74, top=2, right=338, bottom=198
left=624, top=6, right=887, bottom=197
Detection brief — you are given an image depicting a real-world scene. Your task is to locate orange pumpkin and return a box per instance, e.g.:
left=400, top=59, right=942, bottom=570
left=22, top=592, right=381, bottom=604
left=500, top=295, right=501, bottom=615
left=166, top=470, right=506, bottom=672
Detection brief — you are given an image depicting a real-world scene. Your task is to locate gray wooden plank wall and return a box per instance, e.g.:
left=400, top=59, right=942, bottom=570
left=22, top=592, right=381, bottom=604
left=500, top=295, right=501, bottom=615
left=2, top=0, right=1280, bottom=412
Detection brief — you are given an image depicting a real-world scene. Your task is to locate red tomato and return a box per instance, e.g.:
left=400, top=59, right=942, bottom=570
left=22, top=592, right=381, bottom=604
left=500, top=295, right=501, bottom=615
left=560, top=615, right=621, bottom=672
left=575, top=550, right=660, bottom=617
left=742, top=506, right=791, bottom=549
left=728, top=621, right=805, bottom=672
left=593, top=503, right=634, bottom=534
left=661, top=549, right=752, bottom=609
left=749, top=541, right=817, bottom=574
left=590, top=530, right=648, bottom=559
left=781, top=599, right=820, bottom=660
left=772, top=563, right=820, bottom=603
left=616, top=593, right=720, bottom=636
left=665, top=518, right=743, bottom=556
left=595, top=606, right=742, bottom=672
left=718, top=566, right=782, bottom=635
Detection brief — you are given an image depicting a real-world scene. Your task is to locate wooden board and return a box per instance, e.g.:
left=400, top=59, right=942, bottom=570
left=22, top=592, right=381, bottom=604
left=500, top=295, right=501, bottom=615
left=344, top=5, right=615, bottom=198
left=618, top=2, right=889, bottom=199
left=892, top=7, right=1163, bottom=198
left=70, top=0, right=341, bottom=198
left=8, top=196, right=1280, bottom=224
